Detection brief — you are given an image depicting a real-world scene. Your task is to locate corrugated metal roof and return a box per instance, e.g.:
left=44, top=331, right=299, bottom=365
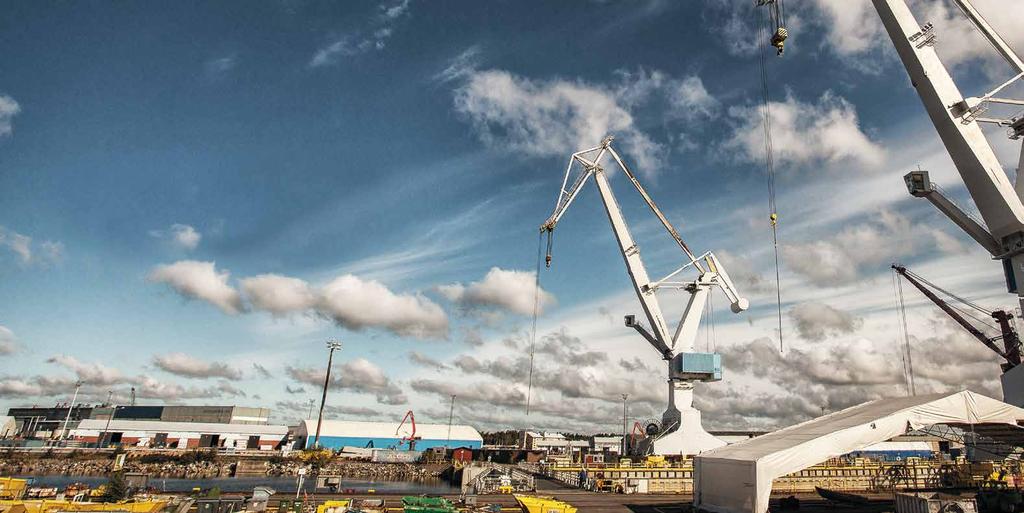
left=74, top=419, right=288, bottom=435
left=297, top=419, right=482, bottom=441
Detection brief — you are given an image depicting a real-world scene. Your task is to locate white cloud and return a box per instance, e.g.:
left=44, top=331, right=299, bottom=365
left=148, top=260, right=244, bottom=315
left=310, top=0, right=414, bottom=67
left=0, top=378, right=42, bottom=397
left=789, top=302, right=862, bottom=341
left=781, top=210, right=959, bottom=287
left=668, top=75, right=720, bottom=121
left=726, top=91, right=885, bottom=170
left=451, top=67, right=666, bottom=173
left=0, top=94, right=20, bottom=137
left=286, top=358, right=406, bottom=405
left=46, top=354, right=124, bottom=386
left=438, top=267, right=555, bottom=316
left=150, top=223, right=202, bottom=251
left=0, top=226, right=64, bottom=267
left=317, top=274, right=448, bottom=339
left=0, top=326, right=16, bottom=355
left=152, top=352, right=243, bottom=380
left=240, top=274, right=316, bottom=316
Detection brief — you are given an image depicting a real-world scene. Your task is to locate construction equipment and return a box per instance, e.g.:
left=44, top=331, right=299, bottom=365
left=892, top=264, right=1022, bottom=372
left=756, top=0, right=788, bottom=56
left=541, top=136, right=748, bottom=456
left=395, top=410, right=419, bottom=451
left=872, top=0, right=1024, bottom=404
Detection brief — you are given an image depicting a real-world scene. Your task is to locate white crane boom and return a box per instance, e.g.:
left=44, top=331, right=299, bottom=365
left=542, top=136, right=748, bottom=455
left=872, top=0, right=1024, bottom=404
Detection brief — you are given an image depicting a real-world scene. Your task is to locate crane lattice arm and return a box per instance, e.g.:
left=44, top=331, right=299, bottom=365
left=892, top=264, right=1021, bottom=371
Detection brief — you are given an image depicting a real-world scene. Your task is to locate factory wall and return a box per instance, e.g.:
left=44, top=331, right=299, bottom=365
left=304, top=435, right=482, bottom=451
left=295, top=419, right=483, bottom=451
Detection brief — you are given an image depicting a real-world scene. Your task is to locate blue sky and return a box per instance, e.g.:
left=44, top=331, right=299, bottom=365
left=2, top=0, right=1024, bottom=432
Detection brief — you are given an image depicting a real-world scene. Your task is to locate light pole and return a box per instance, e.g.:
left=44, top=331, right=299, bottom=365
left=60, top=381, right=83, bottom=441
left=313, top=340, right=342, bottom=449
left=445, top=395, right=456, bottom=450
left=98, top=391, right=115, bottom=450
left=621, top=394, right=628, bottom=457
left=307, top=398, right=316, bottom=419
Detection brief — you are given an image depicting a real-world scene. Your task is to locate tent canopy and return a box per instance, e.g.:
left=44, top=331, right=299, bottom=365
left=694, top=391, right=1024, bottom=513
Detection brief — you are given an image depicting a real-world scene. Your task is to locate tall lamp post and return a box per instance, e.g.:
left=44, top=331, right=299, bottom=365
left=313, top=340, right=342, bottom=449
left=445, top=394, right=456, bottom=450
left=60, top=381, right=83, bottom=441
left=621, top=394, right=628, bottom=457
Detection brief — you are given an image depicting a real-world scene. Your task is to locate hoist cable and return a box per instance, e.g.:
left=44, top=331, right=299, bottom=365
left=893, top=270, right=917, bottom=395
left=526, top=230, right=544, bottom=415
left=757, top=2, right=785, bottom=353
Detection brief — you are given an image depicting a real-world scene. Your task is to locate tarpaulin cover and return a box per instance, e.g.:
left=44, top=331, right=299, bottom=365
left=694, top=391, right=1024, bottom=513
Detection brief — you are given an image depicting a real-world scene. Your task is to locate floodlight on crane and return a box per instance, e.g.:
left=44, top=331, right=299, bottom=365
left=540, top=136, right=748, bottom=456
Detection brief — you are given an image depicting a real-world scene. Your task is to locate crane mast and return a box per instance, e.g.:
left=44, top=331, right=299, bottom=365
left=872, top=0, right=1024, bottom=404
left=542, top=136, right=748, bottom=456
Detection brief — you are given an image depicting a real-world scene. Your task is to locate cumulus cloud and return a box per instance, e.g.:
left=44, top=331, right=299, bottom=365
left=781, top=211, right=960, bottom=287
left=407, top=351, right=448, bottom=370
left=132, top=375, right=244, bottom=400
left=0, top=326, right=17, bottom=355
left=715, top=250, right=770, bottom=294
left=438, top=267, right=555, bottom=316
left=253, top=363, right=273, bottom=379
left=0, top=94, right=20, bottom=137
left=450, top=66, right=667, bottom=173
left=310, top=0, right=413, bottom=67
left=286, top=384, right=306, bottom=394
left=0, top=226, right=64, bottom=267
left=789, top=302, right=863, bottom=341
left=668, top=75, right=720, bottom=121
left=153, top=262, right=448, bottom=339
left=151, top=224, right=201, bottom=251
left=46, top=354, right=124, bottom=385
left=276, top=400, right=379, bottom=419
left=317, top=274, right=448, bottom=339
left=240, top=274, right=316, bottom=316
left=148, top=260, right=244, bottom=315
left=152, top=352, right=243, bottom=380
left=725, top=92, right=885, bottom=170
left=286, top=358, right=406, bottom=405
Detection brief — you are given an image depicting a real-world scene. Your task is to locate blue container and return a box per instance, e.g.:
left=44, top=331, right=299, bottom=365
left=675, top=352, right=722, bottom=381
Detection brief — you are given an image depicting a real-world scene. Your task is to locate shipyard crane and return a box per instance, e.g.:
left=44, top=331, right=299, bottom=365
left=395, top=410, right=419, bottom=451
left=892, top=264, right=1022, bottom=371
left=541, top=136, right=748, bottom=456
left=872, top=0, right=1024, bottom=404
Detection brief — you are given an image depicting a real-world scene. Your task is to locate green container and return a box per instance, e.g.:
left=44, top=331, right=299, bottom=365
left=401, top=496, right=456, bottom=513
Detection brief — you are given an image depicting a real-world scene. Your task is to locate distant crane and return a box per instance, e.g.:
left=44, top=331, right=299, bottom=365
left=892, top=264, right=1022, bottom=372
left=541, top=136, right=748, bottom=456
left=395, top=410, right=420, bottom=451
left=872, top=0, right=1024, bottom=403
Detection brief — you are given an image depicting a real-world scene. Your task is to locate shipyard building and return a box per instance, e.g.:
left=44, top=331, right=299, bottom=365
left=68, top=419, right=288, bottom=450
left=295, top=419, right=483, bottom=450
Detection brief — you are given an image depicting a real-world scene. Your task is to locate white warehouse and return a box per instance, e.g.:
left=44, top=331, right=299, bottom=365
left=69, top=419, right=289, bottom=450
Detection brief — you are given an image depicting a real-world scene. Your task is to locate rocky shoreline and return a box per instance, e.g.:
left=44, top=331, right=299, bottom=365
left=0, top=458, right=443, bottom=481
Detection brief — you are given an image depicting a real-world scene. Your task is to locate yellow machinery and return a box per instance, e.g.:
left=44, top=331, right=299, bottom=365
left=513, top=495, right=576, bottom=513
left=0, top=479, right=28, bottom=500
left=314, top=500, right=351, bottom=513
left=0, top=500, right=168, bottom=513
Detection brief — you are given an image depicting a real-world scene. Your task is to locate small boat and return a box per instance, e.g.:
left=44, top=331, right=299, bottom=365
left=513, top=494, right=577, bottom=513
left=814, top=486, right=869, bottom=505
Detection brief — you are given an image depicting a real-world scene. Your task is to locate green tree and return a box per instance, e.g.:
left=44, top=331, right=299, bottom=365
left=102, top=472, right=131, bottom=502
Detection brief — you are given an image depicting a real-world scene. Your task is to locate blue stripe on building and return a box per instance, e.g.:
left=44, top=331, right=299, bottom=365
left=306, top=436, right=482, bottom=451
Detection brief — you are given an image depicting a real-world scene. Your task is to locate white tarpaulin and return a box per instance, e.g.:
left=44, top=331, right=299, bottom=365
left=694, top=391, right=1024, bottom=513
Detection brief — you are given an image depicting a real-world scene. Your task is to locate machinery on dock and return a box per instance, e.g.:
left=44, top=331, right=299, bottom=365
left=872, top=0, right=1024, bottom=403
left=540, top=137, right=748, bottom=456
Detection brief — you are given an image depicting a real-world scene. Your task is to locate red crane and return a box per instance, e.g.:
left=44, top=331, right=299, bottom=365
left=396, top=410, right=421, bottom=451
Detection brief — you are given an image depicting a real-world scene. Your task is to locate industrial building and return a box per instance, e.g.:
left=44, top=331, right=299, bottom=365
left=519, top=432, right=588, bottom=455
left=294, top=419, right=483, bottom=451
left=7, top=404, right=271, bottom=439
left=68, top=419, right=288, bottom=449
left=590, top=436, right=622, bottom=454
